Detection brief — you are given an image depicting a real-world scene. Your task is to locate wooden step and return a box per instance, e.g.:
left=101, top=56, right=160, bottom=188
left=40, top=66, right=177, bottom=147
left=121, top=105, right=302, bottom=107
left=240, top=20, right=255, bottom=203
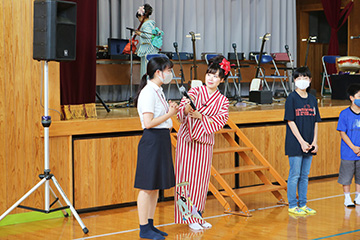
left=216, top=128, right=237, bottom=134
left=220, top=184, right=286, bottom=197
left=217, top=165, right=269, bottom=175
left=213, top=146, right=252, bottom=154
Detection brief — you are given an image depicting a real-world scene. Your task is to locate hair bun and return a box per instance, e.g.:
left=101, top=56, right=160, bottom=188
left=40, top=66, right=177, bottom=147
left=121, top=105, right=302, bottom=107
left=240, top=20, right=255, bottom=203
left=143, top=4, right=153, bottom=16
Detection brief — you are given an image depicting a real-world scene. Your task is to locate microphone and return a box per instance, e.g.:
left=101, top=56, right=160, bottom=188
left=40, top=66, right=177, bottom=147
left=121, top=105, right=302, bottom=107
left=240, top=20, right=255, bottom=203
left=179, top=88, right=197, bottom=110
left=173, top=42, right=178, bottom=49
left=350, top=35, right=360, bottom=39
left=232, top=43, right=237, bottom=50
left=285, top=45, right=289, bottom=51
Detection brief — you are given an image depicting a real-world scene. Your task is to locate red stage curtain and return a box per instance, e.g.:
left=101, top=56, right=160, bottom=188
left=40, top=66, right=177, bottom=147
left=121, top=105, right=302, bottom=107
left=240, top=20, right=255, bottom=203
left=60, top=0, right=96, bottom=108
left=321, top=0, right=353, bottom=74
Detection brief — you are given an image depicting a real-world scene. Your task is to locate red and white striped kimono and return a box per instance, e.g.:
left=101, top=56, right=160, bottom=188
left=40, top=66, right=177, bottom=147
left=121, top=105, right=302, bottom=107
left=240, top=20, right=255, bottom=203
left=175, top=85, right=229, bottom=224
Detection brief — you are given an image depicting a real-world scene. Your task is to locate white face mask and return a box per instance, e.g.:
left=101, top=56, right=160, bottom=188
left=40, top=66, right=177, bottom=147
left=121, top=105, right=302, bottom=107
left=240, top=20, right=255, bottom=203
left=160, top=71, right=173, bottom=84
left=295, top=79, right=310, bottom=90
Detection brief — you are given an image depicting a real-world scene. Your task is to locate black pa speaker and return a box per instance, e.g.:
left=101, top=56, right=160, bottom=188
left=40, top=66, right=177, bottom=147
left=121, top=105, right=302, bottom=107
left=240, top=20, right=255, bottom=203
left=249, top=91, right=273, bottom=104
left=33, top=0, right=77, bottom=61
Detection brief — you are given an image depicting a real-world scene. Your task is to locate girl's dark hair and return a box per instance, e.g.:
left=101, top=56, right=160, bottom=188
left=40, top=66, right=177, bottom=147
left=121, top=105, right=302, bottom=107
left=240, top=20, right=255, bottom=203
left=293, top=66, right=312, bottom=79
left=293, top=66, right=312, bottom=92
left=206, top=55, right=229, bottom=81
left=347, top=83, right=360, bottom=99
left=136, top=3, right=153, bottom=18
left=134, top=57, right=174, bottom=107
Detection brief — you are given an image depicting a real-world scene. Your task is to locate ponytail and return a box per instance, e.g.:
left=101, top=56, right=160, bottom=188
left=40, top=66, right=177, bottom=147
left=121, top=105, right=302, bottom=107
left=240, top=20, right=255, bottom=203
left=134, top=74, right=148, bottom=107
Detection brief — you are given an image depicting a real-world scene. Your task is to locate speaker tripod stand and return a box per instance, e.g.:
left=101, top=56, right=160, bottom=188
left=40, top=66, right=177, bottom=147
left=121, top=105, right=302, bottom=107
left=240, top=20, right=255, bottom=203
left=0, top=61, right=89, bottom=234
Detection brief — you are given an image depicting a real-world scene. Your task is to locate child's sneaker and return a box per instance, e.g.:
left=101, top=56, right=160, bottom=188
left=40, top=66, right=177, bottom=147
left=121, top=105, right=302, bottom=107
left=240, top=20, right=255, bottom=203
left=300, top=205, right=316, bottom=214
left=345, top=198, right=355, bottom=207
left=288, top=207, right=307, bottom=215
left=354, top=196, right=360, bottom=205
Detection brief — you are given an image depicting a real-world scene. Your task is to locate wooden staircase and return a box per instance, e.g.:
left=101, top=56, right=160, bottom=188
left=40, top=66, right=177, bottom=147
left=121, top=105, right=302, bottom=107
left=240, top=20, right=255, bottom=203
left=170, top=117, right=287, bottom=217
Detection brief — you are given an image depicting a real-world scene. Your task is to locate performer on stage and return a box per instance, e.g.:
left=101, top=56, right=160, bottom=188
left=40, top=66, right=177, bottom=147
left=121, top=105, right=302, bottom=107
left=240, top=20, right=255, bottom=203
left=174, top=55, right=230, bottom=230
left=135, top=4, right=160, bottom=79
left=134, top=56, right=178, bottom=240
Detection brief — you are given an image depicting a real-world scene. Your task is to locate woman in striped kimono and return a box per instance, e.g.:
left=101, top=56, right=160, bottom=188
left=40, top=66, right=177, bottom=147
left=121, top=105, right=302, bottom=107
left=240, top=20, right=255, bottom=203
left=175, top=55, right=230, bottom=230
left=135, top=4, right=160, bottom=79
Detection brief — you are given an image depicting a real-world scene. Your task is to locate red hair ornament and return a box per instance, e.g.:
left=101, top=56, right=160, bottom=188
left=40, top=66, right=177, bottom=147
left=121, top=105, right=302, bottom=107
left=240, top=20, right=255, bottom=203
left=219, top=58, right=231, bottom=75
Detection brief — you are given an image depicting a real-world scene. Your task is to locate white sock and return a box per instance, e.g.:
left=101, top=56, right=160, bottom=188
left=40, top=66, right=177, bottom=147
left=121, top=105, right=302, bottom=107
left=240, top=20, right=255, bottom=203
left=356, top=192, right=359, bottom=199
left=355, top=194, right=360, bottom=203
left=189, top=223, right=204, bottom=230
left=201, top=221, right=212, bottom=229
left=345, top=193, right=355, bottom=206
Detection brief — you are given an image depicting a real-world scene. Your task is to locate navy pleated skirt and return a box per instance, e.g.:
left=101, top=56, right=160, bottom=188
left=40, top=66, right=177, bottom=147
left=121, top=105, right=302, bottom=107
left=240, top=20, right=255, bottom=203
left=134, top=128, right=175, bottom=190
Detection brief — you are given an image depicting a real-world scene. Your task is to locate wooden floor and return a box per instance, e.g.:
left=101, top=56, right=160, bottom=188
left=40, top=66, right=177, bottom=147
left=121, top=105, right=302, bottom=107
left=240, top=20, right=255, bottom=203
left=1, top=177, right=360, bottom=239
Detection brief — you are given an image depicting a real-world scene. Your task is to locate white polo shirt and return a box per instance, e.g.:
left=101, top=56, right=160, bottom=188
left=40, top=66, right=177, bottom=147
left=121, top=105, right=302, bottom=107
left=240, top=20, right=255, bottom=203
left=137, top=80, right=173, bottom=129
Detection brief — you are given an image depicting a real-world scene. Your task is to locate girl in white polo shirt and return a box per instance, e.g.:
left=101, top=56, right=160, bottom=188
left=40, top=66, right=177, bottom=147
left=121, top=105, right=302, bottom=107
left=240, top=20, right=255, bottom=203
left=134, top=56, right=178, bottom=240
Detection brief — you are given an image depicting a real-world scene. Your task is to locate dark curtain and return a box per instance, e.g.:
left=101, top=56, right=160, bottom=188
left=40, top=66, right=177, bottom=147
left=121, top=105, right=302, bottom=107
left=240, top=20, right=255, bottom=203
left=321, top=0, right=353, bottom=74
left=60, top=0, right=96, bottom=105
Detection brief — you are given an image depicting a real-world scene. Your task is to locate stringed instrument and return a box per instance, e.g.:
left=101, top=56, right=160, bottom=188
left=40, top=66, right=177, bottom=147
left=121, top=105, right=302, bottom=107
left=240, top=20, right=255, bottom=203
left=302, top=36, right=317, bottom=67
left=251, top=33, right=270, bottom=91
left=187, top=31, right=201, bottom=81
left=285, top=44, right=295, bottom=92
left=173, top=42, right=197, bottom=109
left=173, top=42, right=186, bottom=88
left=285, top=45, right=294, bottom=72
left=122, top=9, right=151, bottom=54
left=232, top=43, right=243, bottom=101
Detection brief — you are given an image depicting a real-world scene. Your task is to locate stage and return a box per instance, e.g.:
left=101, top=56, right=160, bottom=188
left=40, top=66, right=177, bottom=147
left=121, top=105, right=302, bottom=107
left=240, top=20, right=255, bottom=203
left=45, top=96, right=349, bottom=212
left=50, top=96, right=348, bottom=136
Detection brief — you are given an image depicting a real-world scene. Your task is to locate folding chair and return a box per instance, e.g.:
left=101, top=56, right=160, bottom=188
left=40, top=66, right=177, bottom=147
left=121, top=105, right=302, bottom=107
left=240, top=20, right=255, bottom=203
left=146, top=53, right=181, bottom=99
left=255, top=54, right=289, bottom=96
left=321, top=55, right=340, bottom=97
left=204, top=54, right=240, bottom=97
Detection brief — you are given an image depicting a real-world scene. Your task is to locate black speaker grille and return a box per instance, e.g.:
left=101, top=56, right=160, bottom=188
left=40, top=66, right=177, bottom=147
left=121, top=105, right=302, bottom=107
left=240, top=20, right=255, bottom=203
left=56, top=23, right=76, bottom=60
left=33, top=0, right=76, bottom=61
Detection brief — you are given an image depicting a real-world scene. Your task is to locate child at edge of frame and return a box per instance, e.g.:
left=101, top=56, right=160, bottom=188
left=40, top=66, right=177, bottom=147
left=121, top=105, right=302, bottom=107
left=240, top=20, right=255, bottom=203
left=336, top=83, right=360, bottom=207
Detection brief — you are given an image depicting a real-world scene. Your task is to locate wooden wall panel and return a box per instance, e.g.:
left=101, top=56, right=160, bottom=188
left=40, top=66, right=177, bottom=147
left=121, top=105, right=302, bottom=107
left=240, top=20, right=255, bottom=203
left=14, top=0, right=26, bottom=211
left=4, top=0, right=17, bottom=214
left=0, top=0, right=61, bottom=216
left=348, top=0, right=360, bottom=56
left=73, top=136, right=141, bottom=209
left=71, top=120, right=340, bottom=210
left=0, top=0, right=5, bottom=213
left=237, top=121, right=341, bottom=187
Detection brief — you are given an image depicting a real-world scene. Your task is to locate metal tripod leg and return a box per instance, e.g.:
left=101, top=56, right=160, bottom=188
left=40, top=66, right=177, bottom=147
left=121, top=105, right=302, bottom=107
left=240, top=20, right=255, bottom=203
left=0, top=178, right=47, bottom=221
left=49, top=186, right=69, bottom=217
left=51, top=176, right=88, bottom=234
left=0, top=176, right=88, bottom=234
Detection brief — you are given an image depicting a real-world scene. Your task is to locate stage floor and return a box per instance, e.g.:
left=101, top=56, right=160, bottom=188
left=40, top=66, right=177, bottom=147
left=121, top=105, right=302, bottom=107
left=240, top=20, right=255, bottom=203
left=49, top=96, right=349, bottom=137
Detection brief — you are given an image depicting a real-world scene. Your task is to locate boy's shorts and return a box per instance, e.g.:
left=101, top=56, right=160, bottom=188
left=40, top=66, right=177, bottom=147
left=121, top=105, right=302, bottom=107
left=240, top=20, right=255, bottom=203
left=338, top=159, right=360, bottom=185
